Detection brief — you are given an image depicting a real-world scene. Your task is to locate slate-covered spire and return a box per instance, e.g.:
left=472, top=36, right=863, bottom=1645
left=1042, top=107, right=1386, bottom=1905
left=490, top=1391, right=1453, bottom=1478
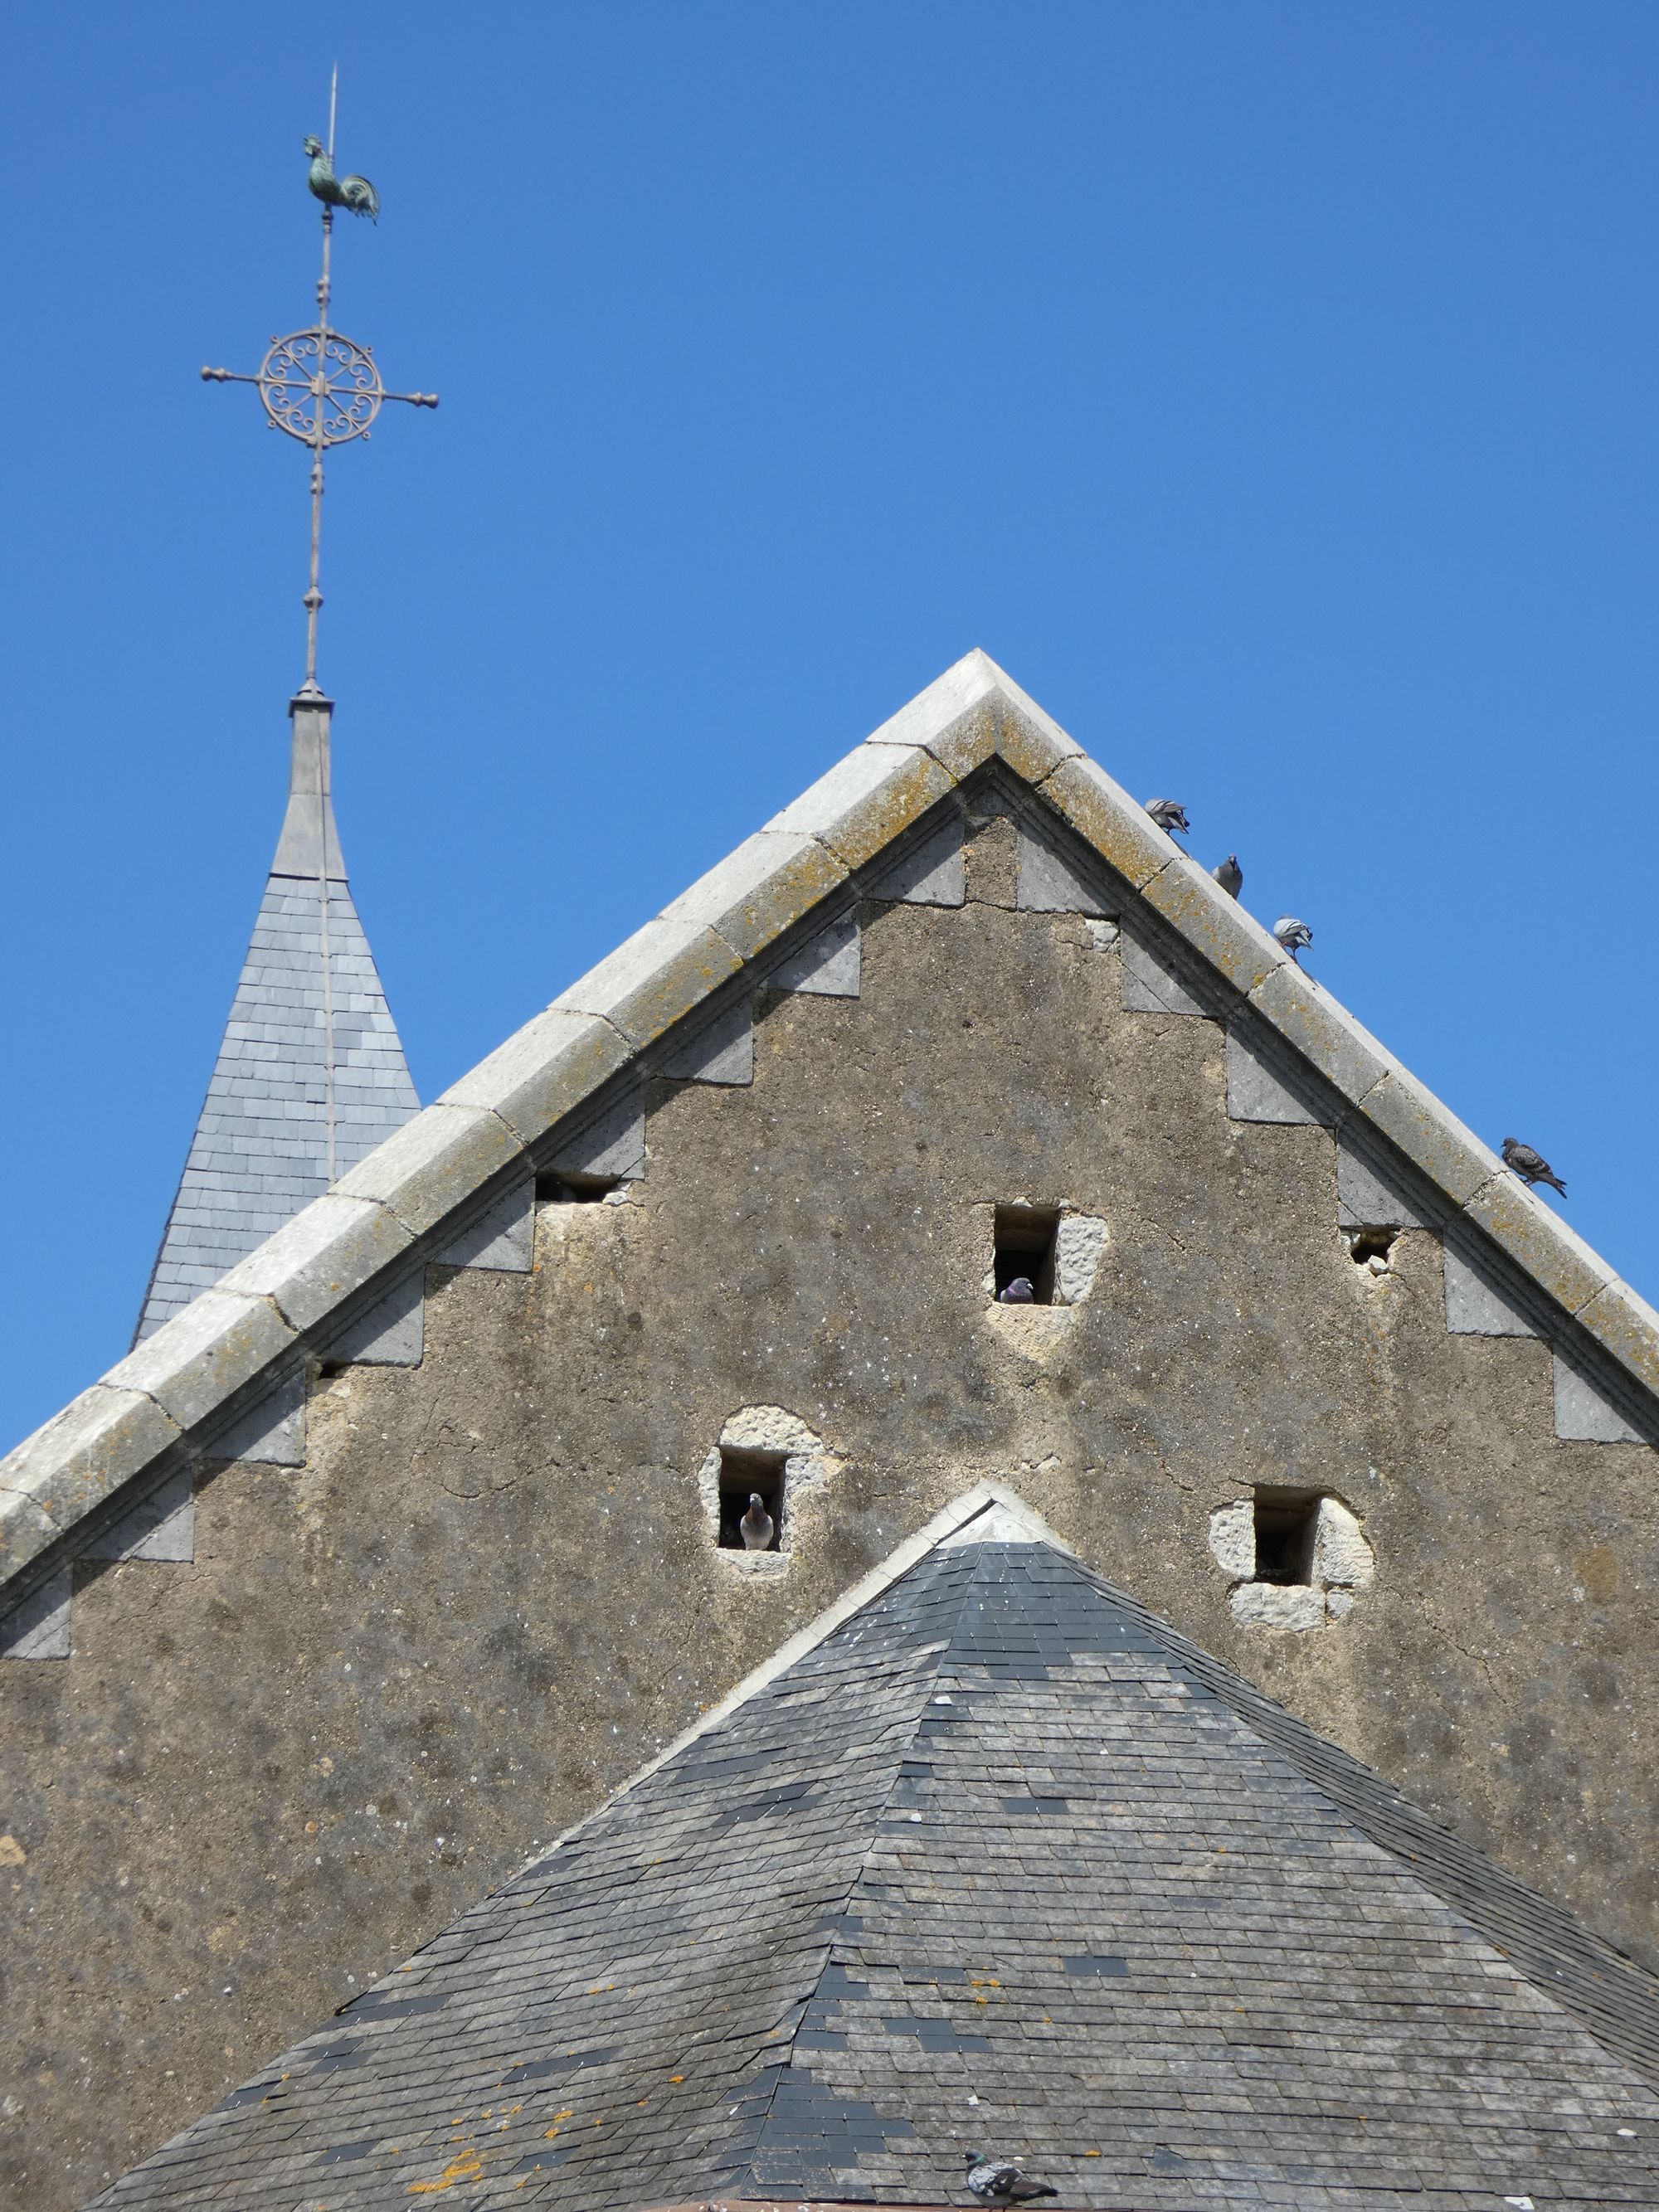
left=134, top=688, right=417, bottom=1341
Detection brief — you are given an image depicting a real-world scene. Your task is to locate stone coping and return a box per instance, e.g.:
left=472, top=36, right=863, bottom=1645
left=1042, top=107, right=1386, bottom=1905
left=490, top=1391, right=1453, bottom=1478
left=3, top=649, right=1654, bottom=1609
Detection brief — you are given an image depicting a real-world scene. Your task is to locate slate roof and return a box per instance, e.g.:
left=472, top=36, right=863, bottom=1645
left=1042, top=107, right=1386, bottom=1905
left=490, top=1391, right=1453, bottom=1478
left=133, top=689, right=418, bottom=1342
left=90, top=1522, right=1659, bottom=2212
left=7, top=649, right=1658, bottom=1627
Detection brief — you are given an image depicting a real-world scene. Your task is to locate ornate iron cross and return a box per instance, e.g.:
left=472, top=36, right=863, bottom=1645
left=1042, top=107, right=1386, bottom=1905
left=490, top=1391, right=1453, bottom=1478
left=201, top=75, right=437, bottom=693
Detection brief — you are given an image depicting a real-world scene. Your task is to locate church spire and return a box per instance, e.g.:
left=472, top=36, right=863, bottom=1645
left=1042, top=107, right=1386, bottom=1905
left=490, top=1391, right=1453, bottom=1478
left=134, top=82, right=429, bottom=1342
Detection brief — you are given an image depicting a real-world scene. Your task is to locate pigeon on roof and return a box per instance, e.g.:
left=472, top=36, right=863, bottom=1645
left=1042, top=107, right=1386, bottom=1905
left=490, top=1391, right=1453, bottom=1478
left=1272, top=916, right=1312, bottom=960
left=1145, top=798, right=1190, bottom=837
left=1212, top=853, right=1243, bottom=898
left=1503, top=1138, right=1567, bottom=1195
left=966, top=2150, right=1060, bottom=2202
left=740, top=1492, right=775, bottom=1549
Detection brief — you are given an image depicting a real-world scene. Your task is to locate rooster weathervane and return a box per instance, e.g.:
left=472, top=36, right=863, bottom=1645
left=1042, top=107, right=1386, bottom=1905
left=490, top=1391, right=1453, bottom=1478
left=201, top=70, right=437, bottom=693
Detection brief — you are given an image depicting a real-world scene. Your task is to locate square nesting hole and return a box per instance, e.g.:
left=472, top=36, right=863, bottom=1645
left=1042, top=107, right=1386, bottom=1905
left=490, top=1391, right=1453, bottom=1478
left=718, top=1448, right=786, bottom=1551
left=1252, top=1489, right=1320, bottom=1586
left=993, top=1204, right=1060, bottom=1305
left=535, top=1170, right=623, bottom=1204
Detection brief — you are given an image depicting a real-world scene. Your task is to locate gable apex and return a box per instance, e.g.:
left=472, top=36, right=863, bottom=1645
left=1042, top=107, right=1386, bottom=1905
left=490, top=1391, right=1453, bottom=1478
left=4, top=649, right=1657, bottom=1631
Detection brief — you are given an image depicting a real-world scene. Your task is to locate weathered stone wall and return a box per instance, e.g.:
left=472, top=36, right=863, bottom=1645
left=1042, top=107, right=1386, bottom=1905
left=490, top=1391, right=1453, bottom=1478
left=4, top=813, right=1656, bottom=2210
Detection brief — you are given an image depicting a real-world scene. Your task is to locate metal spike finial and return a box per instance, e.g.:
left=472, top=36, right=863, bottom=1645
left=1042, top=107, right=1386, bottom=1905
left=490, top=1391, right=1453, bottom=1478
left=198, top=75, right=438, bottom=693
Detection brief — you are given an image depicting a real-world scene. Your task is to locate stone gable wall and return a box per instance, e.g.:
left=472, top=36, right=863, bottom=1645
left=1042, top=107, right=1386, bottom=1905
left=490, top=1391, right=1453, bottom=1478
left=3, top=812, right=1656, bottom=2210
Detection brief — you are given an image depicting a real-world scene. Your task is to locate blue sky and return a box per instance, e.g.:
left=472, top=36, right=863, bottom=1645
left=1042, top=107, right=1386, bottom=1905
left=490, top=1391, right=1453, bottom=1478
left=4, top=3, right=1657, bottom=1451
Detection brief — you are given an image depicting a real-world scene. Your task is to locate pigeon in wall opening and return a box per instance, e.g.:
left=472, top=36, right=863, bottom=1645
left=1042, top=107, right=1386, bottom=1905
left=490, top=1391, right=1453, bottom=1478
left=966, top=2150, right=1060, bottom=2203
left=998, top=1276, right=1036, bottom=1305
left=1501, top=1138, right=1566, bottom=1196
left=740, top=1492, right=775, bottom=1549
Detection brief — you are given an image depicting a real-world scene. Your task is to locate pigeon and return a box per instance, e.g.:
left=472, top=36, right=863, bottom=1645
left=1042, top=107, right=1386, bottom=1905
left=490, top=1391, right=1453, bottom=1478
left=998, top=1276, right=1036, bottom=1305
left=739, top=1492, right=774, bottom=1549
left=1146, top=798, right=1190, bottom=838
left=1272, top=916, right=1312, bottom=961
left=966, top=2151, right=1059, bottom=2203
left=1501, top=1138, right=1566, bottom=1196
left=1212, top=853, right=1243, bottom=898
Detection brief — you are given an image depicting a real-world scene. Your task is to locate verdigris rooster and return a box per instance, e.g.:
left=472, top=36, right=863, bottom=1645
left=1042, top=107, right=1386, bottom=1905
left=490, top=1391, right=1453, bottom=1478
left=302, top=135, right=380, bottom=223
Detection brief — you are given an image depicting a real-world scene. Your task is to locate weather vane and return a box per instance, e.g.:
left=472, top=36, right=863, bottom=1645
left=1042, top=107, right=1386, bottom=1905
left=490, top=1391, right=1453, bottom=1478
left=201, top=69, right=437, bottom=694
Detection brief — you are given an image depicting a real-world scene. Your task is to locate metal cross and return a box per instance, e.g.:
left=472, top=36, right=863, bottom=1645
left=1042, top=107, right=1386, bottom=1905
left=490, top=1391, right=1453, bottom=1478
left=201, top=72, right=437, bottom=693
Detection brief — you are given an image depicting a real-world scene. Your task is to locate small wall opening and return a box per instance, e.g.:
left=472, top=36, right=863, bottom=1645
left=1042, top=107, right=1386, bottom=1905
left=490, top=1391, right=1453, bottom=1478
left=994, top=1205, right=1060, bottom=1304
left=1347, top=1226, right=1398, bottom=1274
left=717, top=1448, right=786, bottom=1550
left=1252, top=1490, right=1319, bottom=1586
left=535, top=1170, right=623, bottom=1204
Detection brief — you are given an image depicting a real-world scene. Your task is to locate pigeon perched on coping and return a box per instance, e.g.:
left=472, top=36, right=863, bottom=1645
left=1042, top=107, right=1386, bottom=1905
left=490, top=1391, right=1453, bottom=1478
left=1146, top=798, right=1190, bottom=837
left=1212, top=853, right=1243, bottom=898
left=998, top=1276, right=1036, bottom=1305
left=1272, top=916, right=1312, bottom=961
left=739, top=1493, right=774, bottom=1549
left=1501, top=1138, right=1566, bottom=1196
left=966, top=2151, right=1059, bottom=2203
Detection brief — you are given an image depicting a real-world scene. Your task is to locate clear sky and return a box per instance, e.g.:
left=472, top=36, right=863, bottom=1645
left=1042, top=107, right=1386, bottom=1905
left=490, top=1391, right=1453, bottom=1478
left=4, top=3, right=1657, bottom=1452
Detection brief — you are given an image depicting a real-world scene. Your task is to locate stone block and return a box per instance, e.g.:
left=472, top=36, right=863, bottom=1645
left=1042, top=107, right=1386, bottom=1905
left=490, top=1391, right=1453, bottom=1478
left=333, top=1104, right=521, bottom=1239
left=1225, top=1030, right=1330, bottom=1126
left=1015, top=825, right=1106, bottom=916
left=1574, top=1278, right=1659, bottom=1401
left=1120, top=927, right=1209, bottom=1017
left=215, top=1195, right=415, bottom=1336
left=1443, top=1246, right=1539, bottom=1338
left=552, top=916, right=743, bottom=1051
left=208, top=1370, right=307, bottom=1467
left=1312, top=1498, right=1374, bottom=1589
left=1228, top=1581, right=1326, bottom=1632
left=1145, top=857, right=1285, bottom=999
left=866, top=813, right=966, bottom=908
left=1054, top=1214, right=1107, bottom=1305
left=0, top=1570, right=71, bottom=1660
left=82, top=1468, right=195, bottom=1565
left=655, top=829, right=849, bottom=962
left=1355, top=1067, right=1501, bottom=1208
left=1462, top=1179, right=1610, bottom=1321
left=992, top=684, right=1087, bottom=785
left=0, top=1384, right=182, bottom=1574
left=437, top=1179, right=535, bottom=1273
left=106, top=1289, right=297, bottom=1435
left=1337, top=1141, right=1430, bottom=1230
left=1248, top=968, right=1391, bottom=1107
left=1207, top=1500, right=1254, bottom=1581
left=862, top=648, right=1003, bottom=771
left=664, top=999, right=755, bottom=1087
left=440, top=1009, right=632, bottom=1150
left=551, top=1085, right=645, bottom=1181
left=319, top=1269, right=425, bottom=1368
left=1553, top=1354, right=1642, bottom=1445
left=1036, top=756, right=1172, bottom=892
left=766, top=741, right=959, bottom=875
left=769, top=912, right=860, bottom=999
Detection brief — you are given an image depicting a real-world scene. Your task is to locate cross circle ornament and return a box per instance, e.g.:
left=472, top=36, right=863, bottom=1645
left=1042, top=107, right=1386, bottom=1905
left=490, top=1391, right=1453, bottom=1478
left=257, top=326, right=384, bottom=445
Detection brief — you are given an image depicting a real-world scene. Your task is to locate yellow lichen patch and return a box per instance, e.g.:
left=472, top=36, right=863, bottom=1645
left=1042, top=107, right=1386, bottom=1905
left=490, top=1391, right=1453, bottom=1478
left=406, top=2146, right=483, bottom=2193
left=0, top=1835, right=27, bottom=1868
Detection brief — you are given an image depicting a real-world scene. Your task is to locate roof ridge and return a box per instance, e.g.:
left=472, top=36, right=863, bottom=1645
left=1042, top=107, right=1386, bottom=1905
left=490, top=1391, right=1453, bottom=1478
left=5, top=649, right=1656, bottom=1621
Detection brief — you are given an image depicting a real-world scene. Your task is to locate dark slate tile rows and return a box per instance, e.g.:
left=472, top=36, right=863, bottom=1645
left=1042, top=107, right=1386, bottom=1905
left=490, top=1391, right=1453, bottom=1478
left=85, top=1544, right=1659, bottom=2211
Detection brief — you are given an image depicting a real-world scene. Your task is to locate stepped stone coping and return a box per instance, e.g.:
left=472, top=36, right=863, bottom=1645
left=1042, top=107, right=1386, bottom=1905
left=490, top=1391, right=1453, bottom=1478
left=3, top=648, right=1656, bottom=1616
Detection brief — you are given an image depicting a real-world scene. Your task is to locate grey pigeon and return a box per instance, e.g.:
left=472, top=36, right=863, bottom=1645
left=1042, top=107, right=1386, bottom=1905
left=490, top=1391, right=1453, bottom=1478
left=1501, top=1138, right=1566, bottom=1196
left=1212, top=853, right=1243, bottom=898
left=966, top=2151, right=1058, bottom=2203
left=740, top=1492, right=775, bottom=1549
left=998, top=1276, right=1036, bottom=1305
left=1272, top=916, right=1312, bottom=960
left=1146, top=798, right=1190, bottom=837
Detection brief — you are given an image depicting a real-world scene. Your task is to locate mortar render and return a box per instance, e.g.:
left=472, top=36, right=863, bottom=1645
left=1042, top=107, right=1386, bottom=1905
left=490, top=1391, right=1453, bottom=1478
left=2, top=819, right=1656, bottom=2210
